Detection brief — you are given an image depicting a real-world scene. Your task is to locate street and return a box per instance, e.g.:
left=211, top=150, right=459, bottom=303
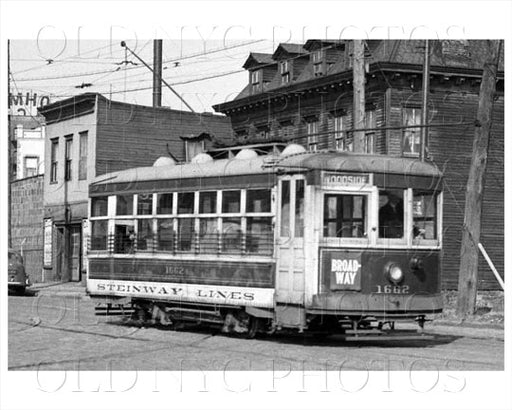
left=8, top=291, right=504, bottom=372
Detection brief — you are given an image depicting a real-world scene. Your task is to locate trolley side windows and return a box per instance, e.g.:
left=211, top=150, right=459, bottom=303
left=157, top=193, right=174, bottom=214
left=90, top=220, right=108, bottom=250
left=91, top=196, right=108, bottom=217
left=199, top=218, right=218, bottom=253
left=116, top=194, right=134, bottom=216
left=222, top=217, right=242, bottom=252
left=222, top=190, right=241, bottom=213
left=113, top=219, right=135, bottom=253
left=136, top=219, right=154, bottom=251
left=295, top=180, right=305, bottom=238
left=247, top=217, right=273, bottom=255
left=157, top=219, right=174, bottom=251
left=199, top=191, right=217, bottom=214
left=280, top=180, right=291, bottom=237
left=378, top=189, right=404, bottom=239
left=178, top=192, right=195, bottom=214
left=323, top=194, right=367, bottom=238
left=412, top=191, right=438, bottom=240
left=177, top=218, right=194, bottom=251
left=247, top=189, right=271, bottom=213
left=137, top=193, right=153, bottom=215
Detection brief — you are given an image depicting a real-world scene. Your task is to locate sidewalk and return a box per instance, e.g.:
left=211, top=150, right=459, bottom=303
left=29, top=281, right=87, bottom=299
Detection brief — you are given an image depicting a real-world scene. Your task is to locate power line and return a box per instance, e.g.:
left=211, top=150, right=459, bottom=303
left=16, top=67, right=246, bottom=100
left=13, top=39, right=266, bottom=82
left=11, top=42, right=119, bottom=75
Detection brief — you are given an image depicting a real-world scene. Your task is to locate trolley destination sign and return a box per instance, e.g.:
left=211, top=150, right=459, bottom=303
left=322, top=172, right=372, bottom=188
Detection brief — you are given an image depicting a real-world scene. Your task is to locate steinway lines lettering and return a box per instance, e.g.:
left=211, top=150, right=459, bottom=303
left=95, top=282, right=255, bottom=301
left=97, top=282, right=182, bottom=295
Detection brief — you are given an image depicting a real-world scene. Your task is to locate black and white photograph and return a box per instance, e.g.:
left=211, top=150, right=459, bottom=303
left=1, top=1, right=510, bottom=410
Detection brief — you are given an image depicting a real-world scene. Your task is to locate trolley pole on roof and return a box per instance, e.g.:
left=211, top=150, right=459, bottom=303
left=352, top=39, right=366, bottom=153
left=456, top=40, right=502, bottom=319
left=420, top=40, right=430, bottom=161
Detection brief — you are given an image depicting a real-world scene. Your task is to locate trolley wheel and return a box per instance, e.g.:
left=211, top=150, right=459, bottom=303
left=243, top=316, right=259, bottom=339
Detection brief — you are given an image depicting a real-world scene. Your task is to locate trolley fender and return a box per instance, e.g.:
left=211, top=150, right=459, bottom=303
left=246, top=306, right=274, bottom=319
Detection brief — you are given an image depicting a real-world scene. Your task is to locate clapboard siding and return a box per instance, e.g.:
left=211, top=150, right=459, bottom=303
left=226, top=71, right=503, bottom=290
left=95, top=98, right=232, bottom=175
left=390, top=87, right=504, bottom=290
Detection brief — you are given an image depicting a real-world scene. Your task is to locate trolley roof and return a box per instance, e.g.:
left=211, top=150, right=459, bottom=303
left=89, top=151, right=442, bottom=195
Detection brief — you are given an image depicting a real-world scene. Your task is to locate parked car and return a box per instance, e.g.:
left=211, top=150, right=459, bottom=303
left=8, top=249, right=30, bottom=295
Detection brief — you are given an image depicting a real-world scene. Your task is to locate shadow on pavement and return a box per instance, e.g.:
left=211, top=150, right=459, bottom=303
left=107, top=317, right=461, bottom=348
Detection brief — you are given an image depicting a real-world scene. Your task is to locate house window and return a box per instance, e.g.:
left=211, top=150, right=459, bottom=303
left=50, top=138, right=58, bottom=183
left=23, top=156, right=39, bottom=177
left=256, top=124, right=270, bottom=140
left=307, top=121, right=319, bottom=151
left=312, top=50, right=324, bottom=77
left=402, top=107, right=422, bottom=156
left=251, top=70, right=261, bottom=93
left=364, top=110, right=376, bottom=154
left=64, top=135, right=73, bottom=181
left=334, top=116, right=352, bottom=151
left=185, top=140, right=205, bottom=162
left=280, top=60, right=290, bottom=84
left=78, top=131, right=88, bottom=180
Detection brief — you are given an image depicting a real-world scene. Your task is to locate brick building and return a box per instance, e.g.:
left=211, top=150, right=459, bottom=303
left=214, top=40, right=504, bottom=290
left=39, top=93, right=232, bottom=283
left=10, top=175, right=44, bottom=283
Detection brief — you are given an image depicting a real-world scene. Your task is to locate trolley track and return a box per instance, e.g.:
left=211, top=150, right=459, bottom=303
left=9, top=316, right=503, bottom=371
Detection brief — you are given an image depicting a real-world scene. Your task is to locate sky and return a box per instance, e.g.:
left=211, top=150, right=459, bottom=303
left=9, top=38, right=275, bottom=113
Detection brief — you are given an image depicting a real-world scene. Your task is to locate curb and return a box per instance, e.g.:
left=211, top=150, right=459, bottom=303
left=432, top=319, right=504, bottom=330
left=426, top=323, right=504, bottom=340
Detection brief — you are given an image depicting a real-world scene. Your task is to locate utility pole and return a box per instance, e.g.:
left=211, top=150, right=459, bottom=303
left=352, top=40, right=366, bottom=153
left=420, top=40, right=430, bottom=161
left=153, top=39, right=163, bottom=107
left=8, top=39, right=12, bottom=248
left=456, top=40, right=502, bottom=319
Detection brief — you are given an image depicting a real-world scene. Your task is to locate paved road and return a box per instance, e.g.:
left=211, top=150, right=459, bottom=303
left=8, top=292, right=504, bottom=372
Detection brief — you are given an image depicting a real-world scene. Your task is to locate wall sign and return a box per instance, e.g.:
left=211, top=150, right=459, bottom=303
left=9, top=92, right=51, bottom=117
left=82, top=219, right=89, bottom=273
left=43, top=218, right=53, bottom=268
left=321, top=249, right=362, bottom=291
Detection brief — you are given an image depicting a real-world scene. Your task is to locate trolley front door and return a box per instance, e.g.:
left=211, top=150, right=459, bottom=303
left=276, top=176, right=306, bottom=315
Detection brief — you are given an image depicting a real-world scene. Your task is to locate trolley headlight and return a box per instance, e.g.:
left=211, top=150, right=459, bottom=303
left=385, top=262, right=404, bottom=284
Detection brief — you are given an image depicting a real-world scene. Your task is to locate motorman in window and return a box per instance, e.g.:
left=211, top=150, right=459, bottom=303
left=379, top=191, right=404, bottom=238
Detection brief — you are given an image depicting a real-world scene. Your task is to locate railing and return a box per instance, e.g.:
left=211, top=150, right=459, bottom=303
left=88, top=232, right=274, bottom=257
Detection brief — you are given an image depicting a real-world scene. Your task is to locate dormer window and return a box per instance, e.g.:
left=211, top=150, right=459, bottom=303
left=280, top=60, right=290, bottom=84
left=251, top=70, right=261, bottom=93
left=312, top=49, right=325, bottom=76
